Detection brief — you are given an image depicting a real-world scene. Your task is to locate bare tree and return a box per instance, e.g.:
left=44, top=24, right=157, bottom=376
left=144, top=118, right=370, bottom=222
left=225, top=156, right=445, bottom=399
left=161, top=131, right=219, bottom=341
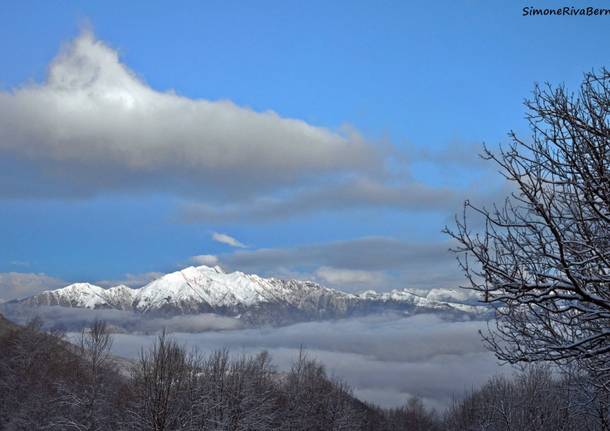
left=443, top=365, right=607, bottom=431
left=50, top=320, right=122, bottom=431
left=279, top=349, right=361, bottom=431
left=445, top=69, right=610, bottom=391
left=128, top=331, right=193, bottom=431
left=194, top=350, right=280, bottom=430
left=78, top=319, right=114, bottom=431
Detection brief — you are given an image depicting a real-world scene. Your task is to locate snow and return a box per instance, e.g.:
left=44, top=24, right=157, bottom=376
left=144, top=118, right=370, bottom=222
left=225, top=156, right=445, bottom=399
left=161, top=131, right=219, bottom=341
left=41, top=282, right=110, bottom=308
left=357, top=288, right=487, bottom=314
left=21, top=266, right=489, bottom=317
left=133, top=265, right=285, bottom=311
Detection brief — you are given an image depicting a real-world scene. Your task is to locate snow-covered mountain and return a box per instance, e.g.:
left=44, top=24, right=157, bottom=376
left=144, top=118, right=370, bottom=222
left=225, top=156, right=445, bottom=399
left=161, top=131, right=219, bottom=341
left=12, top=265, right=488, bottom=326
left=24, top=282, right=137, bottom=310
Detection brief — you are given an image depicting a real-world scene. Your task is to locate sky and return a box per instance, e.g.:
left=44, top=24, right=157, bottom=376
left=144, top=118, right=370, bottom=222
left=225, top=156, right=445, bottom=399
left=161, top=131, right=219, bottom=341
left=1, top=0, right=610, bottom=300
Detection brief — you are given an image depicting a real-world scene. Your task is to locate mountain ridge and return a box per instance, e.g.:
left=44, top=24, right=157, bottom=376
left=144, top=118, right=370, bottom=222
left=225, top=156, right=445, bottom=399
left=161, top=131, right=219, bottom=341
left=10, top=265, right=489, bottom=326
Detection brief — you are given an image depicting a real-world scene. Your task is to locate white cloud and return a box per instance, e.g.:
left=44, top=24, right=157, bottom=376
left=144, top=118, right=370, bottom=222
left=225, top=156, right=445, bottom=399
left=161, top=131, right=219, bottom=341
left=212, top=232, right=247, bottom=248
left=0, top=272, right=65, bottom=301
left=0, top=31, right=381, bottom=199
left=314, top=266, right=383, bottom=287
left=0, top=30, right=502, bottom=223
left=191, top=254, right=219, bottom=266
left=96, top=271, right=164, bottom=288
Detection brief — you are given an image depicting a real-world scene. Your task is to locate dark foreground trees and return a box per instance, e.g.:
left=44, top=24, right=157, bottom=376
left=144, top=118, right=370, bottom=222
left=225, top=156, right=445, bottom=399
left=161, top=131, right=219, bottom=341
left=445, top=69, right=610, bottom=392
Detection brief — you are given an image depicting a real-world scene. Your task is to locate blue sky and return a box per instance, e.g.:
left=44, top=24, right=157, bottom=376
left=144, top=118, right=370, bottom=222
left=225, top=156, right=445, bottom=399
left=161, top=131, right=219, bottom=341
left=1, top=0, right=609, bottom=299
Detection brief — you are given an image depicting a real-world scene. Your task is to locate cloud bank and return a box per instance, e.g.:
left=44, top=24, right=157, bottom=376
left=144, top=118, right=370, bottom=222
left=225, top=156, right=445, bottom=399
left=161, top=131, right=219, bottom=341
left=0, top=272, right=65, bottom=302
left=223, top=237, right=455, bottom=272
left=103, top=313, right=504, bottom=410
left=182, top=179, right=461, bottom=222
left=0, top=30, right=500, bottom=222
left=0, top=31, right=381, bottom=199
left=2, top=305, right=242, bottom=333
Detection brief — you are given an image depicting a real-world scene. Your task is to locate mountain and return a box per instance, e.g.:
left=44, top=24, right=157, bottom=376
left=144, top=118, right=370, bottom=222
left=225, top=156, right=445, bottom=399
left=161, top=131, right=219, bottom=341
left=25, top=283, right=137, bottom=310
left=0, top=313, right=17, bottom=337
left=11, top=265, right=488, bottom=326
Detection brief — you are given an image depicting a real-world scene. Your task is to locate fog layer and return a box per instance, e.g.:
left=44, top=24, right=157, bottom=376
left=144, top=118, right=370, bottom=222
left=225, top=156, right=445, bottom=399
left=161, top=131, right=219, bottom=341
left=98, top=313, right=504, bottom=409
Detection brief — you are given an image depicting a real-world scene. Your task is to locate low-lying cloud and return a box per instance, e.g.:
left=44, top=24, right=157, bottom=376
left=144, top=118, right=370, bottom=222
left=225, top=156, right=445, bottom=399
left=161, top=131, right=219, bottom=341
left=103, top=313, right=504, bottom=410
left=0, top=272, right=65, bottom=302
left=1, top=305, right=242, bottom=333
left=1, top=302, right=504, bottom=409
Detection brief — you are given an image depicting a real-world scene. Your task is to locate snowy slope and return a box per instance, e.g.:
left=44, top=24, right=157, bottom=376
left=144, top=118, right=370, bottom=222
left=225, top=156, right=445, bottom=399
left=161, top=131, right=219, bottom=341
left=130, top=265, right=356, bottom=314
left=356, top=288, right=486, bottom=314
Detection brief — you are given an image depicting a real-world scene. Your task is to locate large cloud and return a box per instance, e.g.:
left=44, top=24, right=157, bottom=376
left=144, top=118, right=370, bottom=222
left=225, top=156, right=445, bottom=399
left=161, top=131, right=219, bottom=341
left=0, top=31, right=382, bottom=199
left=2, top=305, right=242, bottom=333
left=0, top=31, right=510, bottom=223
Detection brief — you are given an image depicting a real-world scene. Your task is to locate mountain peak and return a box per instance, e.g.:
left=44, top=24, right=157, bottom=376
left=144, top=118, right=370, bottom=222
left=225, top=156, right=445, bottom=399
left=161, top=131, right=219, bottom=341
left=11, top=267, right=490, bottom=327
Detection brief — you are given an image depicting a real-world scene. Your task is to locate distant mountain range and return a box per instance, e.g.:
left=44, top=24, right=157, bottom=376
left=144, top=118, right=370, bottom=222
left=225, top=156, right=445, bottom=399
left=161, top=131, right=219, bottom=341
left=9, top=265, right=489, bottom=327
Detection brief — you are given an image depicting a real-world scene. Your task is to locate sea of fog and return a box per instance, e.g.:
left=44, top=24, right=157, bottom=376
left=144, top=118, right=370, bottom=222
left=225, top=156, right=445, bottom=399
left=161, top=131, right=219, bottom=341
left=69, top=313, right=507, bottom=410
